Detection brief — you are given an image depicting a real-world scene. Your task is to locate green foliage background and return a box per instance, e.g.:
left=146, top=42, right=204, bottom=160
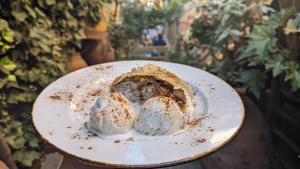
left=0, top=0, right=109, bottom=167
left=187, top=0, right=300, bottom=97
left=245, top=9, right=300, bottom=91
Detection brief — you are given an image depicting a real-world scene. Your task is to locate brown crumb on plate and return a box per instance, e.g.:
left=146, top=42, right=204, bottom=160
left=89, top=89, right=103, bottom=96
left=126, top=137, right=134, bottom=141
left=192, top=138, right=206, bottom=146
left=187, top=118, right=202, bottom=127
left=49, top=95, right=61, bottom=100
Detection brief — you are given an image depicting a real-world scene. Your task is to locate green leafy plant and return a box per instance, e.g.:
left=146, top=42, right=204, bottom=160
left=0, top=20, right=14, bottom=54
left=188, top=0, right=274, bottom=97
left=187, top=0, right=300, bottom=97
left=0, top=0, right=109, bottom=167
left=244, top=9, right=300, bottom=91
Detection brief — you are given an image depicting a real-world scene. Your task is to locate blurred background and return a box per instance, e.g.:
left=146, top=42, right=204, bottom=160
left=0, top=0, right=299, bottom=169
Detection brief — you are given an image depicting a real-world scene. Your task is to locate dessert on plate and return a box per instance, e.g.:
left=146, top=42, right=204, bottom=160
left=89, top=64, right=193, bottom=135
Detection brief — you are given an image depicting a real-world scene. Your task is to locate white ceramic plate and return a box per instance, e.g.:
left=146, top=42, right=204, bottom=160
left=32, top=61, right=244, bottom=168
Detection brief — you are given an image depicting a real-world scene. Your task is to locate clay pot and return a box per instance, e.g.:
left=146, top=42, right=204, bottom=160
left=81, top=28, right=115, bottom=65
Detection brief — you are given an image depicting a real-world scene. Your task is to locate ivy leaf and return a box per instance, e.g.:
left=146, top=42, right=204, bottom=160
left=25, top=133, right=40, bottom=148
left=6, top=135, right=26, bottom=149
left=0, top=78, right=8, bottom=88
left=0, top=56, right=16, bottom=71
left=13, top=150, right=40, bottom=167
left=7, top=91, right=38, bottom=104
left=28, top=69, right=41, bottom=82
left=236, top=48, right=255, bottom=61
left=2, top=30, right=14, bottom=43
left=46, top=0, right=56, bottom=5
left=38, top=43, right=51, bottom=53
left=246, top=25, right=277, bottom=58
left=293, top=71, right=300, bottom=89
left=272, top=62, right=286, bottom=77
left=216, top=29, right=230, bottom=43
left=67, top=0, right=74, bottom=8
left=0, top=65, right=10, bottom=75
left=28, top=136, right=39, bottom=148
left=286, top=70, right=300, bottom=91
left=246, top=40, right=268, bottom=59
left=37, top=0, right=46, bottom=7
left=12, top=10, right=28, bottom=22
left=34, top=7, right=47, bottom=18
left=4, top=120, right=25, bottom=149
left=267, top=9, right=294, bottom=27
left=265, top=55, right=286, bottom=77
left=236, top=69, right=266, bottom=98
left=284, top=62, right=299, bottom=81
left=8, top=75, right=17, bottom=82
left=0, top=19, right=9, bottom=30
left=284, top=14, right=300, bottom=35
left=284, top=62, right=300, bottom=90
left=73, top=29, right=85, bottom=40
left=24, top=5, right=37, bottom=19
left=221, top=13, right=231, bottom=26
left=14, top=69, right=28, bottom=81
left=29, top=27, right=52, bottom=39
left=13, top=31, right=22, bottom=44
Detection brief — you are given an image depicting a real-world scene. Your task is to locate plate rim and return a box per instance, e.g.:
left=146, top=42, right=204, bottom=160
left=32, top=60, right=245, bottom=168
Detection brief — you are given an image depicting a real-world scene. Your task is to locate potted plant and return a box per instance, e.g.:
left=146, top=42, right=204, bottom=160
left=184, top=0, right=299, bottom=167
left=244, top=8, right=300, bottom=169
left=188, top=0, right=273, bottom=97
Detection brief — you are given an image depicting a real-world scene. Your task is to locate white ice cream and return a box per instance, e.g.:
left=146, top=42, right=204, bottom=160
left=89, top=92, right=136, bottom=134
left=134, top=96, right=185, bottom=135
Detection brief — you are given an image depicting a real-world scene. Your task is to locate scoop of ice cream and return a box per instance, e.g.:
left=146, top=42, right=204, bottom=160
left=89, top=92, right=136, bottom=134
left=134, top=96, right=185, bottom=135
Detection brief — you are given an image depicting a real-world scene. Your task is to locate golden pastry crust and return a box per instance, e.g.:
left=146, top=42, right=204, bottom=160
left=111, top=64, right=193, bottom=113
